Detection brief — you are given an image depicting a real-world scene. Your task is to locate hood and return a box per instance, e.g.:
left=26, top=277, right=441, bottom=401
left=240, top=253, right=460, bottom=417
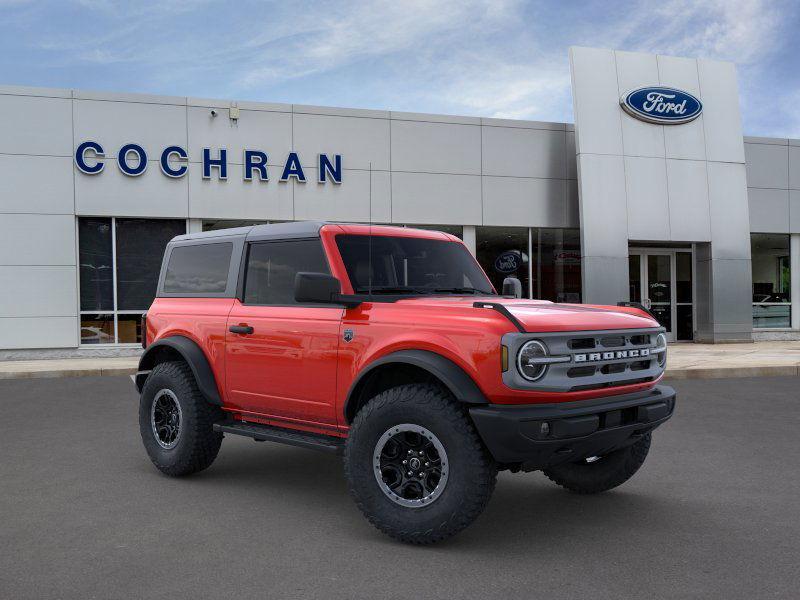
left=395, top=296, right=658, bottom=332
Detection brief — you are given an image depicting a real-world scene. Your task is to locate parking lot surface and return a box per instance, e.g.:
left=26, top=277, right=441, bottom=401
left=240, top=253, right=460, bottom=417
left=1, top=375, right=798, bottom=599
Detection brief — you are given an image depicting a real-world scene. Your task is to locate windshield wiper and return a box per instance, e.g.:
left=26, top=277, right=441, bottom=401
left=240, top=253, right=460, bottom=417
left=354, top=286, right=429, bottom=295
left=433, top=287, right=492, bottom=295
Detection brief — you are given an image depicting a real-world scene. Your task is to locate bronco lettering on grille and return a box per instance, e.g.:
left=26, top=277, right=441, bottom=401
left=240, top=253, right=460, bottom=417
left=574, top=348, right=651, bottom=363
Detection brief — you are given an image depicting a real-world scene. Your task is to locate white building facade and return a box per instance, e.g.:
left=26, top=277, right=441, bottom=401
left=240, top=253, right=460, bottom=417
left=1, top=47, right=799, bottom=357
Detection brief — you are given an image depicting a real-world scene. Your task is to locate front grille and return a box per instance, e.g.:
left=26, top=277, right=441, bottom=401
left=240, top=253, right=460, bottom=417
left=502, top=327, right=666, bottom=393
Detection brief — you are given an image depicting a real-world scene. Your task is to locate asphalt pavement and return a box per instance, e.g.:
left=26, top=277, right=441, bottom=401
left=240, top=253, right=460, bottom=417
left=1, top=375, right=798, bottom=599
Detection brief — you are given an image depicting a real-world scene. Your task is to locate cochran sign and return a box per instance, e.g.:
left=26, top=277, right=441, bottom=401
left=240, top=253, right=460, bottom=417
left=74, top=141, right=343, bottom=184
left=620, top=86, right=702, bottom=125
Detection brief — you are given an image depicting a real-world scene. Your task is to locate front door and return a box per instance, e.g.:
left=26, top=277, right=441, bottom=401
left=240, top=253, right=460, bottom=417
left=225, top=238, right=342, bottom=429
left=629, top=249, right=694, bottom=342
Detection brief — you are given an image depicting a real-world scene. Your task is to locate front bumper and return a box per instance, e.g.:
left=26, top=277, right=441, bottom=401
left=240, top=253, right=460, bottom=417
left=469, top=385, right=676, bottom=470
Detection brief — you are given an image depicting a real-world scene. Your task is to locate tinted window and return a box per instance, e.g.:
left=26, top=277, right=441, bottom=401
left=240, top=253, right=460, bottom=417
left=335, top=235, right=493, bottom=294
left=163, top=243, right=233, bottom=294
left=116, top=219, right=186, bottom=308
left=79, top=217, right=114, bottom=311
left=244, top=240, right=329, bottom=305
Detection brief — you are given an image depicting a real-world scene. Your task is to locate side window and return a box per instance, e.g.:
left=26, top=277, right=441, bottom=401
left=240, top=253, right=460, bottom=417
left=163, top=242, right=233, bottom=294
left=244, top=239, right=329, bottom=305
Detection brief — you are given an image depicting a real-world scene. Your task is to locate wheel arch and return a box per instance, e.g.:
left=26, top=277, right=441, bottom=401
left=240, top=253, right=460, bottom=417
left=136, top=336, right=222, bottom=405
left=344, top=349, right=487, bottom=424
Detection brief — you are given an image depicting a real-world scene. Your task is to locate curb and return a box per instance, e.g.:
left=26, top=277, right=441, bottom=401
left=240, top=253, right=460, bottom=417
left=0, top=365, right=797, bottom=382
left=665, top=365, right=799, bottom=380
left=0, top=366, right=138, bottom=381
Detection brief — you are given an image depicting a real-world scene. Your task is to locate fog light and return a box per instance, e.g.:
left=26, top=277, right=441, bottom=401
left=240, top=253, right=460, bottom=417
left=540, top=422, right=550, bottom=435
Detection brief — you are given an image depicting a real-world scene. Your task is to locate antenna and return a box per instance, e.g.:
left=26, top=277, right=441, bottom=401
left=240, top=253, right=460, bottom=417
left=368, top=161, right=373, bottom=296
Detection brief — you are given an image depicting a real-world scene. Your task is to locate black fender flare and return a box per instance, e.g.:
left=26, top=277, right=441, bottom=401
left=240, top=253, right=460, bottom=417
left=136, top=336, right=222, bottom=405
left=345, top=349, right=487, bottom=422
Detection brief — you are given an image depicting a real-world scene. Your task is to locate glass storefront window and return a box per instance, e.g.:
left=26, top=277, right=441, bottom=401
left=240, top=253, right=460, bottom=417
left=533, top=228, right=582, bottom=303
left=116, top=219, right=186, bottom=310
left=78, top=217, right=186, bottom=344
left=751, top=233, right=791, bottom=328
left=476, top=227, right=530, bottom=295
left=79, top=218, right=114, bottom=311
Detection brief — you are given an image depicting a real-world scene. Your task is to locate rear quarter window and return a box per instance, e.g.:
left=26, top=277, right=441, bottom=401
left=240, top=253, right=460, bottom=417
left=163, top=242, right=233, bottom=294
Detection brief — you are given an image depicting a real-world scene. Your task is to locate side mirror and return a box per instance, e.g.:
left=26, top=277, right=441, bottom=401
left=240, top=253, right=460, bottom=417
left=295, top=272, right=341, bottom=304
left=502, top=277, right=522, bottom=298
left=295, top=272, right=362, bottom=308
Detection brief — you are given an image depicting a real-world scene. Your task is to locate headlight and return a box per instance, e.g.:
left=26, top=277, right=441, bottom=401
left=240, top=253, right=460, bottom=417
left=517, top=340, right=549, bottom=381
left=654, top=333, right=667, bottom=368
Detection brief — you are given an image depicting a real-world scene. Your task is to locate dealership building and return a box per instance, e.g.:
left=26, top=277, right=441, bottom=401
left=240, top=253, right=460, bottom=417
left=1, top=46, right=799, bottom=358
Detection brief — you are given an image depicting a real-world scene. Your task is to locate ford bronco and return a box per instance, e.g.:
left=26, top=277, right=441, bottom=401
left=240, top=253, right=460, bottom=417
left=135, top=222, right=675, bottom=544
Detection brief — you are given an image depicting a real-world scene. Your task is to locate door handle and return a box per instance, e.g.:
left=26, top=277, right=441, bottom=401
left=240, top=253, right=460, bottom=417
left=229, top=325, right=254, bottom=335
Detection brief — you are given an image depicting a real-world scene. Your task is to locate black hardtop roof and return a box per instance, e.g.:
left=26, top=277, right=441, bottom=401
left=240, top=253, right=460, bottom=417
left=169, top=221, right=453, bottom=246
left=171, top=221, right=328, bottom=244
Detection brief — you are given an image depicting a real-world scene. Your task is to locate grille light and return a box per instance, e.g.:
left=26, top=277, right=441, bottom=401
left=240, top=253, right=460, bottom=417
left=653, top=333, right=668, bottom=367
left=516, top=340, right=570, bottom=381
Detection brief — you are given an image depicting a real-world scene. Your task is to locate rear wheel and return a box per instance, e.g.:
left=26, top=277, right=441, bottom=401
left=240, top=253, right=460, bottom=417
left=543, top=433, right=652, bottom=494
left=139, top=361, right=224, bottom=477
left=345, top=383, right=497, bottom=544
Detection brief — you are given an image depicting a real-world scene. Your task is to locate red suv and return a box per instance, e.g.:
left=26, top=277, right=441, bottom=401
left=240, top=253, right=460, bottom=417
left=135, top=222, right=674, bottom=544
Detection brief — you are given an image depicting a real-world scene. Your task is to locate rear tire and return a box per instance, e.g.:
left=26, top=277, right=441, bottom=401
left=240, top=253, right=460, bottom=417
left=345, top=383, right=497, bottom=544
left=543, top=433, right=652, bottom=494
left=139, top=361, right=224, bottom=477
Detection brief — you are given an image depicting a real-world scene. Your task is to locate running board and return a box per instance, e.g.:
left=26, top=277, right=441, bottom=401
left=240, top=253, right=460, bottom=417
left=213, top=420, right=345, bottom=455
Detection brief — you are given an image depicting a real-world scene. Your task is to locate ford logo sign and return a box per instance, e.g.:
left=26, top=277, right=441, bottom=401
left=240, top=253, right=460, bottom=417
left=494, top=251, right=521, bottom=274
left=620, top=86, right=702, bottom=125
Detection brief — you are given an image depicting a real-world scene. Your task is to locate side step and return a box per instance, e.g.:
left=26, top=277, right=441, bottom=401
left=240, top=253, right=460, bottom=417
left=213, top=420, right=345, bottom=455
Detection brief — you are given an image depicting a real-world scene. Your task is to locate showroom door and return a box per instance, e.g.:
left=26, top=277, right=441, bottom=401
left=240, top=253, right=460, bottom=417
left=629, top=250, right=694, bottom=342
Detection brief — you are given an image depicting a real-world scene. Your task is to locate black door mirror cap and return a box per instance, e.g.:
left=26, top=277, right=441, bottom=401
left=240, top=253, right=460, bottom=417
left=295, top=272, right=362, bottom=308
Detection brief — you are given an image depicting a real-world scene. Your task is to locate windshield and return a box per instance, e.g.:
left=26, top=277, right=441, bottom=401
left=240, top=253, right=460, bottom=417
left=335, top=234, right=495, bottom=295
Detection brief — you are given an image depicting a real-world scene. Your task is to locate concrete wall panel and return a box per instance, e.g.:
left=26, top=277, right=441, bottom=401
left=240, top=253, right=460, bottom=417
left=391, top=172, right=481, bottom=225
left=624, top=156, right=670, bottom=241
left=294, top=169, right=390, bottom=223
left=482, top=127, right=565, bottom=179
left=0, top=266, right=76, bottom=317
left=666, top=159, right=711, bottom=242
left=697, top=59, right=745, bottom=163
left=293, top=113, right=390, bottom=172
left=482, top=176, right=567, bottom=227
left=0, top=94, right=73, bottom=156
left=748, top=188, right=790, bottom=233
left=391, top=120, right=480, bottom=175
left=0, top=316, right=78, bottom=350
left=0, top=155, right=74, bottom=214
left=75, top=162, right=188, bottom=218
left=0, top=214, right=75, bottom=265
left=187, top=106, right=293, bottom=166
left=74, top=99, right=187, bottom=161
left=615, top=50, right=665, bottom=159
left=187, top=169, right=294, bottom=221
left=745, top=142, right=789, bottom=189
left=569, top=47, right=623, bottom=156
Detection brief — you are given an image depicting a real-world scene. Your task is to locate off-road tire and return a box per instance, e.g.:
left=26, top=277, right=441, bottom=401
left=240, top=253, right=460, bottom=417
left=139, top=361, right=224, bottom=477
left=345, top=383, right=497, bottom=544
left=543, top=433, right=652, bottom=494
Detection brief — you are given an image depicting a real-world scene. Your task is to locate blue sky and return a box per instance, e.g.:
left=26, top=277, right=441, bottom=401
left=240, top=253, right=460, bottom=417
left=2, top=0, right=799, bottom=136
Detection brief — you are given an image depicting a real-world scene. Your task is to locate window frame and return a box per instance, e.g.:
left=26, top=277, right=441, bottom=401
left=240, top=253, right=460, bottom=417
left=751, top=232, right=793, bottom=331
left=78, top=216, right=188, bottom=346
left=157, top=237, right=244, bottom=299
left=238, top=237, right=334, bottom=307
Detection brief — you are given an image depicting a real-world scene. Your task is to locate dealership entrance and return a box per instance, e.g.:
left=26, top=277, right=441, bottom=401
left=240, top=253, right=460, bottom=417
left=629, top=249, right=694, bottom=342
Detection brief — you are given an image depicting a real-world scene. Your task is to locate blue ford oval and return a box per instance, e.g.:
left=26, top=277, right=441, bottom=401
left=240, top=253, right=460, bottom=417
left=621, top=86, right=702, bottom=124
left=494, top=251, right=522, bottom=274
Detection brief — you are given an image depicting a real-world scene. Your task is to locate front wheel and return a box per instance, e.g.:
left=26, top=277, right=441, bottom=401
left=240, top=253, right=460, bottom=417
left=543, top=433, right=652, bottom=494
left=344, top=384, right=497, bottom=544
left=139, top=361, right=224, bottom=477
